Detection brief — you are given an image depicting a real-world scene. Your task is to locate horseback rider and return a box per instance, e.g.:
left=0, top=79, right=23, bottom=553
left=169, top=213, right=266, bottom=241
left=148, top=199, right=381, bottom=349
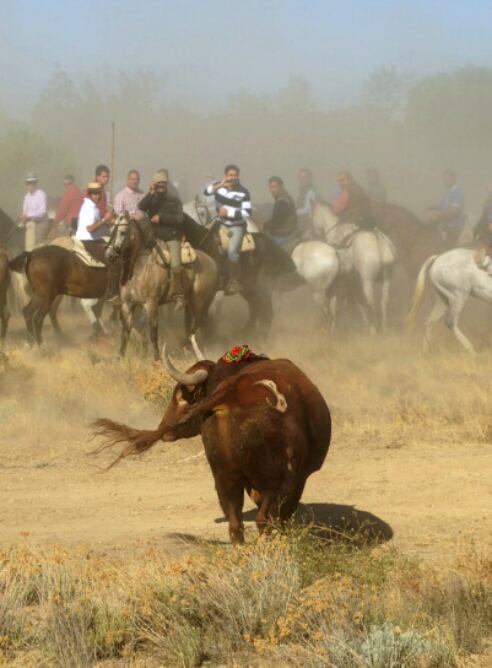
left=474, top=184, right=492, bottom=275
left=114, top=169, right=145, bottom=220
left=75, top=181, right=113, bottom=263
left=94, top=164, right=113, bottom=224
left=53, top=174, right=83, bottom=237
left=332, top=171, right=376, bottom=230
left=19, top=172, right=49, bottom=250
left=425, top=170, right=465, bottom=250
left=264, top=176, right=298, bottom=247
left=138, top=170, right=186, bottom=308
left=204, top=164, right=252, bottom=294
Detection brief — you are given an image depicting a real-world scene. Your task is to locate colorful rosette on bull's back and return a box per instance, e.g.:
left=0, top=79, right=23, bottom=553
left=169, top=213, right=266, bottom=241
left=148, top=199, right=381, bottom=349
left=223, top=344, right=257, bottom=363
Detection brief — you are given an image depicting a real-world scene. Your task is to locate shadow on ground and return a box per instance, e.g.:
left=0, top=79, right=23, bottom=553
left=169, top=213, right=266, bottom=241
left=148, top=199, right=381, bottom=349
left=214, top=502, right=393, bottom=544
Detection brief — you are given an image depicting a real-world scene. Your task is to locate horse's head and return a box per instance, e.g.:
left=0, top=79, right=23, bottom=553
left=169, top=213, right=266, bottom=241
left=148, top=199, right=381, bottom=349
left=106, top=212, right=131, bottom=262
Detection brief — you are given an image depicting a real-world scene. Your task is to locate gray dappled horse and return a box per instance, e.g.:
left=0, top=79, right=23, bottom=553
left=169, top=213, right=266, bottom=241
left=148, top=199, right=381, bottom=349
left=406, top=248, right=492, bottom=354
left=107, top=214, right=219, bottom=359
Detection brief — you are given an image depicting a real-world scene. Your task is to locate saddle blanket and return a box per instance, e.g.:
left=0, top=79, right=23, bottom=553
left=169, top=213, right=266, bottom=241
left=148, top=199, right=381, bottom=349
left=219, top=225, right=256, bottom=253
left=152, top=240, right=197, bottom=268
left=50, top=236, right=106, bottom=268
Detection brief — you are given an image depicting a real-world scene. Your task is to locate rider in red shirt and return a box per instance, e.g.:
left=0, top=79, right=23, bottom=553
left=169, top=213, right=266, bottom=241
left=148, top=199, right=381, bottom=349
left=53, top=174, right=83, bottom=234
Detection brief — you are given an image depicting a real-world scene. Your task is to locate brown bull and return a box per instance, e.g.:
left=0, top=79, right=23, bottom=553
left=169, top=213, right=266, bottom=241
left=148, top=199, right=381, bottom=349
left=93, top=342, right=331, bottom=543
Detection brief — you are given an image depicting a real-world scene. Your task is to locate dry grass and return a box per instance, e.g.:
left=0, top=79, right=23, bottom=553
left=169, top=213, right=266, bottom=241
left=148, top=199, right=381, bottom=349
left=0, top=531, right=490, bottom=666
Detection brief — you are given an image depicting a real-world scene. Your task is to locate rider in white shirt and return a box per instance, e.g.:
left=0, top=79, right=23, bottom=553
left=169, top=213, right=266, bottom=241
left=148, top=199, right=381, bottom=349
left=75, top=182, right=111, bottom=261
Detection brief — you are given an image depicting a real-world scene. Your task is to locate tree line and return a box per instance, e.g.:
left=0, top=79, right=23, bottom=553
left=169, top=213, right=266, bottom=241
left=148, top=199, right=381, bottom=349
left=1, top=65, right=491, bottom=219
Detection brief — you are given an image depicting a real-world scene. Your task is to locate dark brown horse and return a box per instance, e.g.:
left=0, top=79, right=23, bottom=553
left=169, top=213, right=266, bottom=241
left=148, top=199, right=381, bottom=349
left=376, top=203, right=445, bottom=280
left=8, top=246, right=107, bottom=345
left=0, top=244, right=10, bottom=348
left=181, top=215, right=300, bottom=339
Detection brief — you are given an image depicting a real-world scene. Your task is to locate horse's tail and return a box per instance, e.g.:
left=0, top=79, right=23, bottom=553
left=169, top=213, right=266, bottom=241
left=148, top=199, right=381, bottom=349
left=89, top=418, right=168, bottom=470
left=8, top=251, right=30, bottom=274
left=405, top=255, right=438, bottom=330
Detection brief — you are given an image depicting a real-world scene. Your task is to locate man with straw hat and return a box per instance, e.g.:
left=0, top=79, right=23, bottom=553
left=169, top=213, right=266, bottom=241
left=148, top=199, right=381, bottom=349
left=138, top=169, right=186, bottom=308
left=19, top=172, right=49, bottom=251
left=75, top=181, right=112, bottom=263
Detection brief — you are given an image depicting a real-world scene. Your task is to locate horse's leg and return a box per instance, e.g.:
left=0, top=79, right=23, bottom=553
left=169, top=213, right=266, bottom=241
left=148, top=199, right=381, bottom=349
left=49, top=295, right=69, bottom=343
left=93, top=299, right=109, bottom=335
left=360, top=276, right=376, bottom=333
left=312, top=288, right=331, bottom=327
left=80, top=298, right=104, bottom=337
left=445, top=292, right=475, bottom=354
left=147, top=301, right=160, bottom=361
left=380, top=274, right=391, bottom=333
left=119, top=301, right=133, bottom=357
left=31, top=296, right=52, bottom=346
left=22, top=301, right=36, bottom=345
left=243, top=290, right=273, bottom=342
left=0, top=296, right=10, bottom=349
left=422, top=296, right=448, bottom=353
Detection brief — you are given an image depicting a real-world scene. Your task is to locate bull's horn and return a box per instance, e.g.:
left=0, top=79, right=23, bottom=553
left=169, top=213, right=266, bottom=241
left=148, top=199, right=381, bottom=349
left=190, top=334, right=205, bottom=361
left=162, top=344, right=209, bottom=385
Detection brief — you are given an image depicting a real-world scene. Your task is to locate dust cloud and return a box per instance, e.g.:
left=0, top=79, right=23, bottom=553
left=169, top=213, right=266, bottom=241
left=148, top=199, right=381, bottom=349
left=1, top=2, right=492, bottom=219
left=0, top=0, right=491, bottom=562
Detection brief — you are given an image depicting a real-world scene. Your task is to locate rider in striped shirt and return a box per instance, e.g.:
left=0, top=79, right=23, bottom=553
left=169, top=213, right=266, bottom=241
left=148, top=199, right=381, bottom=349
left=204, top=164, right=252, bottom=294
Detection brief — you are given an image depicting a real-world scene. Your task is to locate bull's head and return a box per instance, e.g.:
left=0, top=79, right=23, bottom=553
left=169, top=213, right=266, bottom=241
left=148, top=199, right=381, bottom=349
left=158, top=340, right=214, bottom=441
left=92, top=338, right=282, bottom=469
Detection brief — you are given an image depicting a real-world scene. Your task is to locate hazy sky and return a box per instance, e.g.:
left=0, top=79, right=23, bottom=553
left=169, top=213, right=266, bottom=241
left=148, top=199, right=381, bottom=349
left=2, top=0, right=492, bottom=114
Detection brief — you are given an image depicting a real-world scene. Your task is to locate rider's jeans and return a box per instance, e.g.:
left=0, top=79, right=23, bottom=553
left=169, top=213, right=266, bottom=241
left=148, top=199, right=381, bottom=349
left=167, top=239, right=182, bottom=272
left=227, top=223, right=246, bottom=263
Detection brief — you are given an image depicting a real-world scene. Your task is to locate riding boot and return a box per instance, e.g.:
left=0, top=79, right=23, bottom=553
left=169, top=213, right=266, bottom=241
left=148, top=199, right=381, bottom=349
left=168, top=270, right=186, bottom=310
left=225, top=261, right=244, bottom=295
left=105, top=260, right=122, bottom=306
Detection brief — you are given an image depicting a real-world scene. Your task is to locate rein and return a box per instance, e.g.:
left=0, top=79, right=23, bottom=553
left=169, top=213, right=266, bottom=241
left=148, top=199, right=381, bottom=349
left=197, top=218, right=220, bottom=250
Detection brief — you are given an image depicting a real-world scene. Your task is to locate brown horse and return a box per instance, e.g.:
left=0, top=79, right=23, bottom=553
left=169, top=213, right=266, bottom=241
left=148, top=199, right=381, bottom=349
left=376, top=203, right=445, bottom=280
left=8, top=245, right=108, bottom=346
left=0, top=244, right=10, bottom=348
left=106, top=215, right=219, bottom=360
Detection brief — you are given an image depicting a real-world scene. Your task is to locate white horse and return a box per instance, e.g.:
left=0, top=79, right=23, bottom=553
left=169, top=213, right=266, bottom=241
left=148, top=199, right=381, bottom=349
left=312, top=202, right=396, bottom=331
left=291, top=240, right=340, bottom=328
left=406, top=248, right=492, bottom=353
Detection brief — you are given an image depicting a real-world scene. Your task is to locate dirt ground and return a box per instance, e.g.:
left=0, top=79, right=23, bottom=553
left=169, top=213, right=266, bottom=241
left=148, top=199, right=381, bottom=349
left=1, top=292, right=491, bottom=564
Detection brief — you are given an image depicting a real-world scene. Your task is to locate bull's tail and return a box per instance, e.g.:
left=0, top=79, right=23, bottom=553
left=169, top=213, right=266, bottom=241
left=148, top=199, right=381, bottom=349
left=90, top=418, right=167, bottom=469
left=8, top=251, right=30, bottom=274
left=405, top=255, right=438, bottom=331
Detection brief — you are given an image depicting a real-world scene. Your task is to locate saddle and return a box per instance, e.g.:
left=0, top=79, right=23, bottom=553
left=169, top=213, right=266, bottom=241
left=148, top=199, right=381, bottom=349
left=219, top=225, right=255, bottom=253
left=50, top=236, right=106, bottom=268
left=151, top=240, right=197, bottom=268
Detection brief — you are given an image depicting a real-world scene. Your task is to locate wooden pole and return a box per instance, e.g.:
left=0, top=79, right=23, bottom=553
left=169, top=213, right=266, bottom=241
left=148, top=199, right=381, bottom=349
left=110, top=120, right=115, bottom=203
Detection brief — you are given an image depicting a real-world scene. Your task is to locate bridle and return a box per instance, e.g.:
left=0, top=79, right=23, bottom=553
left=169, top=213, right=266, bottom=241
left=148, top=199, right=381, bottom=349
left=106, top=215, right=131, bottom=258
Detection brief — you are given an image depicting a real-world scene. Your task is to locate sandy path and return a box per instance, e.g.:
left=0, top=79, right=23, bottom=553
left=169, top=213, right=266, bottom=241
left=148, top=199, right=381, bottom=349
left=1, top=423, right=490, bottom=562
left=1, top=304, right=491, bottom=563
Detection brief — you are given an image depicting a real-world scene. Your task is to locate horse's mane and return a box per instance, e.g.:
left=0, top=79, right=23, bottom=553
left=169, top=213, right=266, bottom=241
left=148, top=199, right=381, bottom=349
left=182, top=213, right=207, bottom=247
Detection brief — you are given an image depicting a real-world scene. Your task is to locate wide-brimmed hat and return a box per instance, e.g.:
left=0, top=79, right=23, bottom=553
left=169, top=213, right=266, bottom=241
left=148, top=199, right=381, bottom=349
left=25, top=172, right=38, bottom=183
left=87, top=181, right=103, bottom=192
left=152, top=170, right=168, bottom=184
